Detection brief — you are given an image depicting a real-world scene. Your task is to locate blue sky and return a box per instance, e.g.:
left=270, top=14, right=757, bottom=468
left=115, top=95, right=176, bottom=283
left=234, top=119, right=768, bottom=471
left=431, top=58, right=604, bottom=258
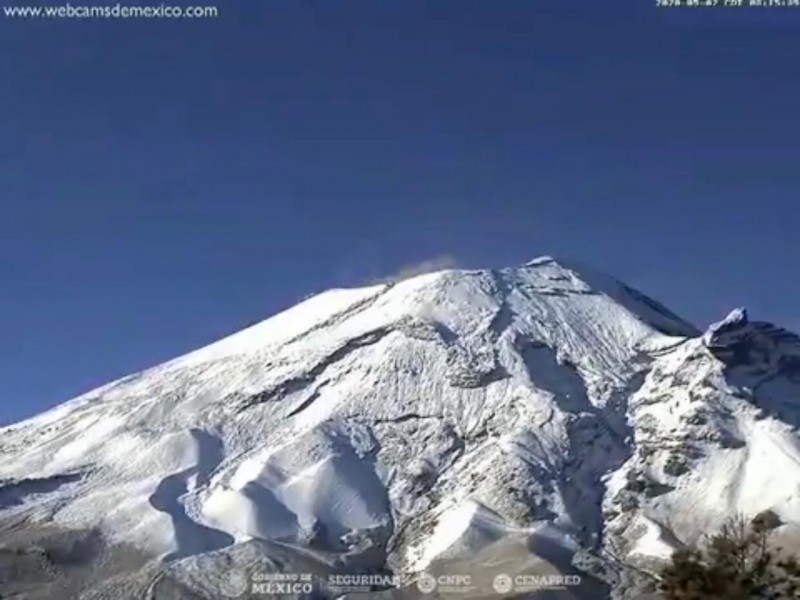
left=1, top=1, right=798, bottom=423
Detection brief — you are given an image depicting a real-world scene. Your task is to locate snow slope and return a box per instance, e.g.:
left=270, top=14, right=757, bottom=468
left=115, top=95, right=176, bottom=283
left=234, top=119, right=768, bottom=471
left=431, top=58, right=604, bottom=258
left=1, top=257, right=798, bottom=599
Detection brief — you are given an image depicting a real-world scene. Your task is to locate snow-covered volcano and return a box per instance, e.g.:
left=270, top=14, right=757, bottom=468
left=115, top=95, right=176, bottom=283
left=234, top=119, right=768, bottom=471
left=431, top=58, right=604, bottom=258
left=2, top=257, right=799, bottom=599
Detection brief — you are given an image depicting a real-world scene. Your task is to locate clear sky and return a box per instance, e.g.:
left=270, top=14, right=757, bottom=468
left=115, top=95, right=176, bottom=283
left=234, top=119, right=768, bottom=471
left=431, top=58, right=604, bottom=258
left=1, top=1, right=798, bottom=424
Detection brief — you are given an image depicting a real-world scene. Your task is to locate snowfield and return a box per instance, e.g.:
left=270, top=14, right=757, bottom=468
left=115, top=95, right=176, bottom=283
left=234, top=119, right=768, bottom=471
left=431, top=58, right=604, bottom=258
left=1, top=257, right=799, bottom=599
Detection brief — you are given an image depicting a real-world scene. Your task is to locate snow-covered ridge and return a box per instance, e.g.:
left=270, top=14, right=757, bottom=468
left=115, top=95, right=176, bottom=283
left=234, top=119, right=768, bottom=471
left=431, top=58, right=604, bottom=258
left=1, top=257, right=798, bottom=599
left=703, top=307, right=800, bottom=374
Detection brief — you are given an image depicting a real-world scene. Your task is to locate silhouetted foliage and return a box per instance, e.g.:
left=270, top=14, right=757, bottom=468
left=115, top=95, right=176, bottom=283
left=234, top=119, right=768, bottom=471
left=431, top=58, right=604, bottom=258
left=660, top=512, right=800, bottom=599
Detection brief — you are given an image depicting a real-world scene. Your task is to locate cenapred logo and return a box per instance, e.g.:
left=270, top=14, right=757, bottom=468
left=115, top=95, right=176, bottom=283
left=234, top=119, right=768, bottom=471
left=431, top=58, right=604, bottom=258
left=492, top=572, right=582, bottom=594
left=493, top=573, right=513, bottom=594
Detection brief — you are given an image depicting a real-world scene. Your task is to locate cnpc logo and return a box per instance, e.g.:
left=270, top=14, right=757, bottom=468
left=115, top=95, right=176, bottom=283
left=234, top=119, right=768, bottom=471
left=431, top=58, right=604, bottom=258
left=416, top=573, right=473, bottom=593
